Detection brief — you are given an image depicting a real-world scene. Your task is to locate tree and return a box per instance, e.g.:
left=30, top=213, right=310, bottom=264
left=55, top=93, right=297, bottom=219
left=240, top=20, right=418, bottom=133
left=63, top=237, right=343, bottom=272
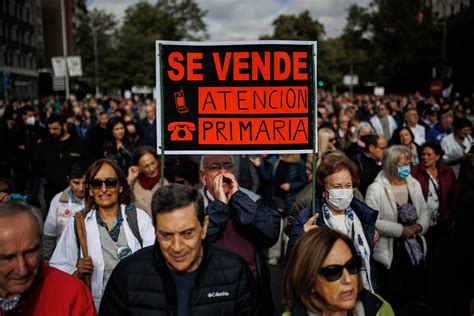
left=74, top=9, right=118, bottom=92
left=111, top=0, right=208, bottom=88
left=261, top=10, right=325, bottom=41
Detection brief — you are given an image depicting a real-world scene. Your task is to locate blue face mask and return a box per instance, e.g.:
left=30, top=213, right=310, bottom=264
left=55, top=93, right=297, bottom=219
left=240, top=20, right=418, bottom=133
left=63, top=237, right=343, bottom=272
left=397, top=165, right=411, bottom=179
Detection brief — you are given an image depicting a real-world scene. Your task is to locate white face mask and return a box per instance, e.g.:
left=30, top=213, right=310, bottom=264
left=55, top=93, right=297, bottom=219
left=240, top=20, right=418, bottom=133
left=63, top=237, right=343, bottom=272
left=325, top=188, right=353, bottom=211
left=350, top=126, right=356, bottom=134
left=26, top=116, right=35, bottom=126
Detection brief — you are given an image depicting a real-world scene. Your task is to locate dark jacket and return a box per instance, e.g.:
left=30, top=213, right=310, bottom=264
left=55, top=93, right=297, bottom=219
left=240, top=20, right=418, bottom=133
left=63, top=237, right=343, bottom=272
left=203, top=187, right=280, bottom=315
left=99, top=242, right=256, bottom=315
left=284, top=197, right=378, bottom=288
left=411, top=162, right=458, bottom=222
left=34, top=135, right=83, bottom=188
left=273, top=158, right=308, bottom=213
left=352, top=152, right=382, bottom=197
left=9, top=121, right=46, bottom=171
left=139, top=118, right=157, bottom=149
left=285, top=290, right=388, bottom=316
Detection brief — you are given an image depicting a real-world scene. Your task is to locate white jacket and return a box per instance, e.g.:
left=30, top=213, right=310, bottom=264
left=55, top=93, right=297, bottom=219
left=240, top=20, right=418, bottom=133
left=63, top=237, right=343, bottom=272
left=441, top=133, right=472, bottom=178
left=43, top=187, right=85, bottom=239
left=49, top=204, right=155, bottom=311
left=370, top=115, right=398, bottom=140
left=365, top=172, right=430, bottom=269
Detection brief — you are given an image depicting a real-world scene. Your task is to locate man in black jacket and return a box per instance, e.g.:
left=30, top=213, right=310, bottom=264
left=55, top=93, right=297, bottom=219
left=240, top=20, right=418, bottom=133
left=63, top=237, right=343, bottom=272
left=34, top=114, right=83, bottom=207
left=352, top=135, right=387, bottom=197
left=100, top=184, right=256, bottom=315
left=199, top=154, right=280, bottom=315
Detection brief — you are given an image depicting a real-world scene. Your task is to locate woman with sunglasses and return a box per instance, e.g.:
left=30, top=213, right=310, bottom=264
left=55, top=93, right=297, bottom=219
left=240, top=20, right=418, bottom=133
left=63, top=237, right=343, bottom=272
left=50, top=159, right=155, bottom=311
left=286, top=152, right=378, bottom=293
left=365, top=145, right=430, bottom=311
left=283, top=227, right=394, bottom=316
left=127, top=146, right=168, bottom=216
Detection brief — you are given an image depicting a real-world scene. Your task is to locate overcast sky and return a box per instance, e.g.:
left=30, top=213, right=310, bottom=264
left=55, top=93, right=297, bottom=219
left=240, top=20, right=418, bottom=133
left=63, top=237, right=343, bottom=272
left=88, top=0, right=371, bottom=40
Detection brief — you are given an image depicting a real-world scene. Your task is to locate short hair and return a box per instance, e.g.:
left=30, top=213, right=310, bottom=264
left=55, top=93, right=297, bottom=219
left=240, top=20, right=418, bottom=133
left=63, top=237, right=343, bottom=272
left=283, top=227, right=362, bottom=312
left=404, top=106, right=418, bottom=120
left=0, top=200, right=43, bottom=235
left=151, top=183, right=205, bottom=227
left=454, top=117, right=472, bottom=131
left=132, top=146, right=159, bottom=166
left=84, top=159, right=133, bottom=211
left=382, top=145, right=412, bottom=179
left=421, top=141, right=444, bottom=158
left=360, top=135, right=379, bottom=153
left=47, top=113, right=66, bottom=125
left=199, top=155, right=234, bottom=172
left=165, top=156, right=199, bottom=187
left=354, top=122, right=374, bottom=138
left=390, top=126, right=415, bottom=146
left=316, top=152, right=360, bottom=195
left=69, top=161, right=87, bottom=179
left=20, top=105, right=35, bottom=115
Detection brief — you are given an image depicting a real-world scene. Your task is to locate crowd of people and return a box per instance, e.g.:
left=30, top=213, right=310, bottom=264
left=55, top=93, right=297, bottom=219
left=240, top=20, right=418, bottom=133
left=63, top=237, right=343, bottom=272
left=0, top=90, right=473, bottom=315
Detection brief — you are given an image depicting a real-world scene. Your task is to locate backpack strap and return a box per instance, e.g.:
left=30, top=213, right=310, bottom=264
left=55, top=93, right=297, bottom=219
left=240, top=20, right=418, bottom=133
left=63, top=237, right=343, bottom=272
left=125, top=204, right=143, bottom=248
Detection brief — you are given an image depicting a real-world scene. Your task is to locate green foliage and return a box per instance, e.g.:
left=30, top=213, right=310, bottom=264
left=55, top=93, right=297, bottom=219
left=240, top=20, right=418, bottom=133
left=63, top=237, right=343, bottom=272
left=112, top=0, right=208, bottom=88
left=260, top=10, right=325, bottom=41
left=74, top=8, right=118, bottom=91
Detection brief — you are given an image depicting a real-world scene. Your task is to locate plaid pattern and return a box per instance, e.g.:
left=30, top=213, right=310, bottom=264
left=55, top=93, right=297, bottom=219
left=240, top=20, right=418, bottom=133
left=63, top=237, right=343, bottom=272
left=0, top=295, right=21, bottom=311
left=96, top=209, right=124, bottom=242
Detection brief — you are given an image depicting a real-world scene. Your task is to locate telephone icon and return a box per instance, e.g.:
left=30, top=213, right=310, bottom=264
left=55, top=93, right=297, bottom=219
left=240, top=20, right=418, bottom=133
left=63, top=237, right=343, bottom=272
left=174, top=88, right=189, bottom=114
left=167, top=122, right=196, bottom=141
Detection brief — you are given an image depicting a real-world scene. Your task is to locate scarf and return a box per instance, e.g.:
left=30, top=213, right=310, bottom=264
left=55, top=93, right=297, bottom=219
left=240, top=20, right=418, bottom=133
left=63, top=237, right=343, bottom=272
left=0, top=295, right=21, bottom=312
left=398, top=203, right=424, bottom=265
left=322, top=202, right=374, bottom=292
left=138, top=172, right=161, bottom=190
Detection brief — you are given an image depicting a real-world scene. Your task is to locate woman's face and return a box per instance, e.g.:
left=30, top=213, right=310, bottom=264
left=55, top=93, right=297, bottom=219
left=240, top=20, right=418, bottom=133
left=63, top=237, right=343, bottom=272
left=112, top=123, right=125, bottom=140
left=323, top=168, right=352, bottom=197
left=138, top=153, right=159, bottom=178
left=421, top=147, right=439, bottom=168
left=327, top=134, right=336, bottom=150
left=315, top=239, right=359, bottom=312
left=399, top=129, right=412, bottom=145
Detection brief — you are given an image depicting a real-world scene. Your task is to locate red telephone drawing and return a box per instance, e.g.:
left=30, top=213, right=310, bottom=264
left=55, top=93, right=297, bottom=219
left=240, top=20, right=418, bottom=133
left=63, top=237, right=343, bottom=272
left=167, top=122, right=196, bottom=141
left=174, top=88, right=189, bottom=114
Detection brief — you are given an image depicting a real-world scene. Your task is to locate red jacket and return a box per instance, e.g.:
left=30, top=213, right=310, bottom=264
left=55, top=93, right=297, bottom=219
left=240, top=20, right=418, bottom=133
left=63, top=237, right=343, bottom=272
left=1, top=265, right=96, bottom=316
left=411, top=162, right=458, bottom=222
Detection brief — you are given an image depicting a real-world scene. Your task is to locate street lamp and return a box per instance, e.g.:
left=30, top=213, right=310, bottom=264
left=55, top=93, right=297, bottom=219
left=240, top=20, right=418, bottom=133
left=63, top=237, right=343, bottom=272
left=79, top=21, right=100, bottom=97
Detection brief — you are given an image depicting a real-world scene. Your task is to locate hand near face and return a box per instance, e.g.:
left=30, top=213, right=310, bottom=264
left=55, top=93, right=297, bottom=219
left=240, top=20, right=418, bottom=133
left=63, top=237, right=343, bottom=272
left=212, top=173, right=239, bottom=204
left=127, top=166, right=140, bottom=184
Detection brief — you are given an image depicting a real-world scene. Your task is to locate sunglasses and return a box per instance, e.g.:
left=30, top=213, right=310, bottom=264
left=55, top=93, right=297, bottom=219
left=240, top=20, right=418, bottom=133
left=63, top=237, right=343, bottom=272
left=89, top=178, right=119, bottom=189
left=205, top=162, right=235, bottom=173
left=329, top=138, right=336, bottom=142
left=319, top=256, right=361, bottom=282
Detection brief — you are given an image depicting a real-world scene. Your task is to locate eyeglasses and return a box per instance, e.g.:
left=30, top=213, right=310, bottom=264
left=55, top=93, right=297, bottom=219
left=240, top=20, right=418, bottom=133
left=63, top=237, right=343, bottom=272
left=89, top=178, right=119, bottom=189
left=319, top=256, right=361, bottom=282
left=204, top=162, right=235, bottom=173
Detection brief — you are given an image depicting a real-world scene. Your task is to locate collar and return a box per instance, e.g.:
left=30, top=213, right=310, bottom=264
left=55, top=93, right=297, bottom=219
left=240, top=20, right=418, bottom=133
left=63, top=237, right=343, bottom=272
left=203, top=187, right=215, bottom=203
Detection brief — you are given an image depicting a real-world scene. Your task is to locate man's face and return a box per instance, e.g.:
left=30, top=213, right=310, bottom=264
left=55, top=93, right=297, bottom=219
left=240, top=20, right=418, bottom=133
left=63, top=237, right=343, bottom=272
left=69, top=176, right=86, bottom=200
left=89, top=163, right=122, bottom=210
left=441, top=115, right=453, bottom=129
left=377, top=105, right=387, bottom=117
left=145, top=106, right=155, bottom=121
left=0, top=213, right=41, bottom=298
left=458, top=126, right=472, bottom=139
left=48, top=122, right=64, bottom=139
left=200, top=155, right=236, bottom=196
left=155, top=203, right=208, bottom=272
left=370, top=137, right=388, bottom=162
left=99, top=113, right=109, bottom=127
left=406, top=110, right=419, bottom=125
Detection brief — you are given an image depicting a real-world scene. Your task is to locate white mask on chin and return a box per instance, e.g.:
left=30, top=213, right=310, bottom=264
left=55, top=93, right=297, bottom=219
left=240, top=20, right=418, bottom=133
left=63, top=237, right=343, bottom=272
left=26, top=116, right=35, bottom=126
left=325, top=188, right=353, bottom=211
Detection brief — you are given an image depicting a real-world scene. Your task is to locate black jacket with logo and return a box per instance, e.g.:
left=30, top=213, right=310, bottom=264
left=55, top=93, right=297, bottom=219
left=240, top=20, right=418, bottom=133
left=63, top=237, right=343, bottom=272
left=99, top=241, right=256, bottom=315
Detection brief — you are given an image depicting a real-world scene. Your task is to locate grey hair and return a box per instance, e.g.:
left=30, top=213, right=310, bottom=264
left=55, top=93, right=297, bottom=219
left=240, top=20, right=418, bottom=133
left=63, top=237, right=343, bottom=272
left=0, top=200, right=43, bottom=235
left=404, top=106, right=417, bottom=119
left=382, top=145, right=412, bottom=180
left=355, top=122, right=374, bottom=137
left=199, top=154, right=235, bottom=171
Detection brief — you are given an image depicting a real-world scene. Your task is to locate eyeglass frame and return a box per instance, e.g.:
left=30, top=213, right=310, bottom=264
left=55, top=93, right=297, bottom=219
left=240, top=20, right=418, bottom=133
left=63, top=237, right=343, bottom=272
left=203, top=162, right=236, bottom=173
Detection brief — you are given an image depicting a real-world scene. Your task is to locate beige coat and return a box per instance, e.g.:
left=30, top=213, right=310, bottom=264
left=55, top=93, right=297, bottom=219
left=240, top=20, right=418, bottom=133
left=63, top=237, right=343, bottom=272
left=131, top=178, right=167, bottom=216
